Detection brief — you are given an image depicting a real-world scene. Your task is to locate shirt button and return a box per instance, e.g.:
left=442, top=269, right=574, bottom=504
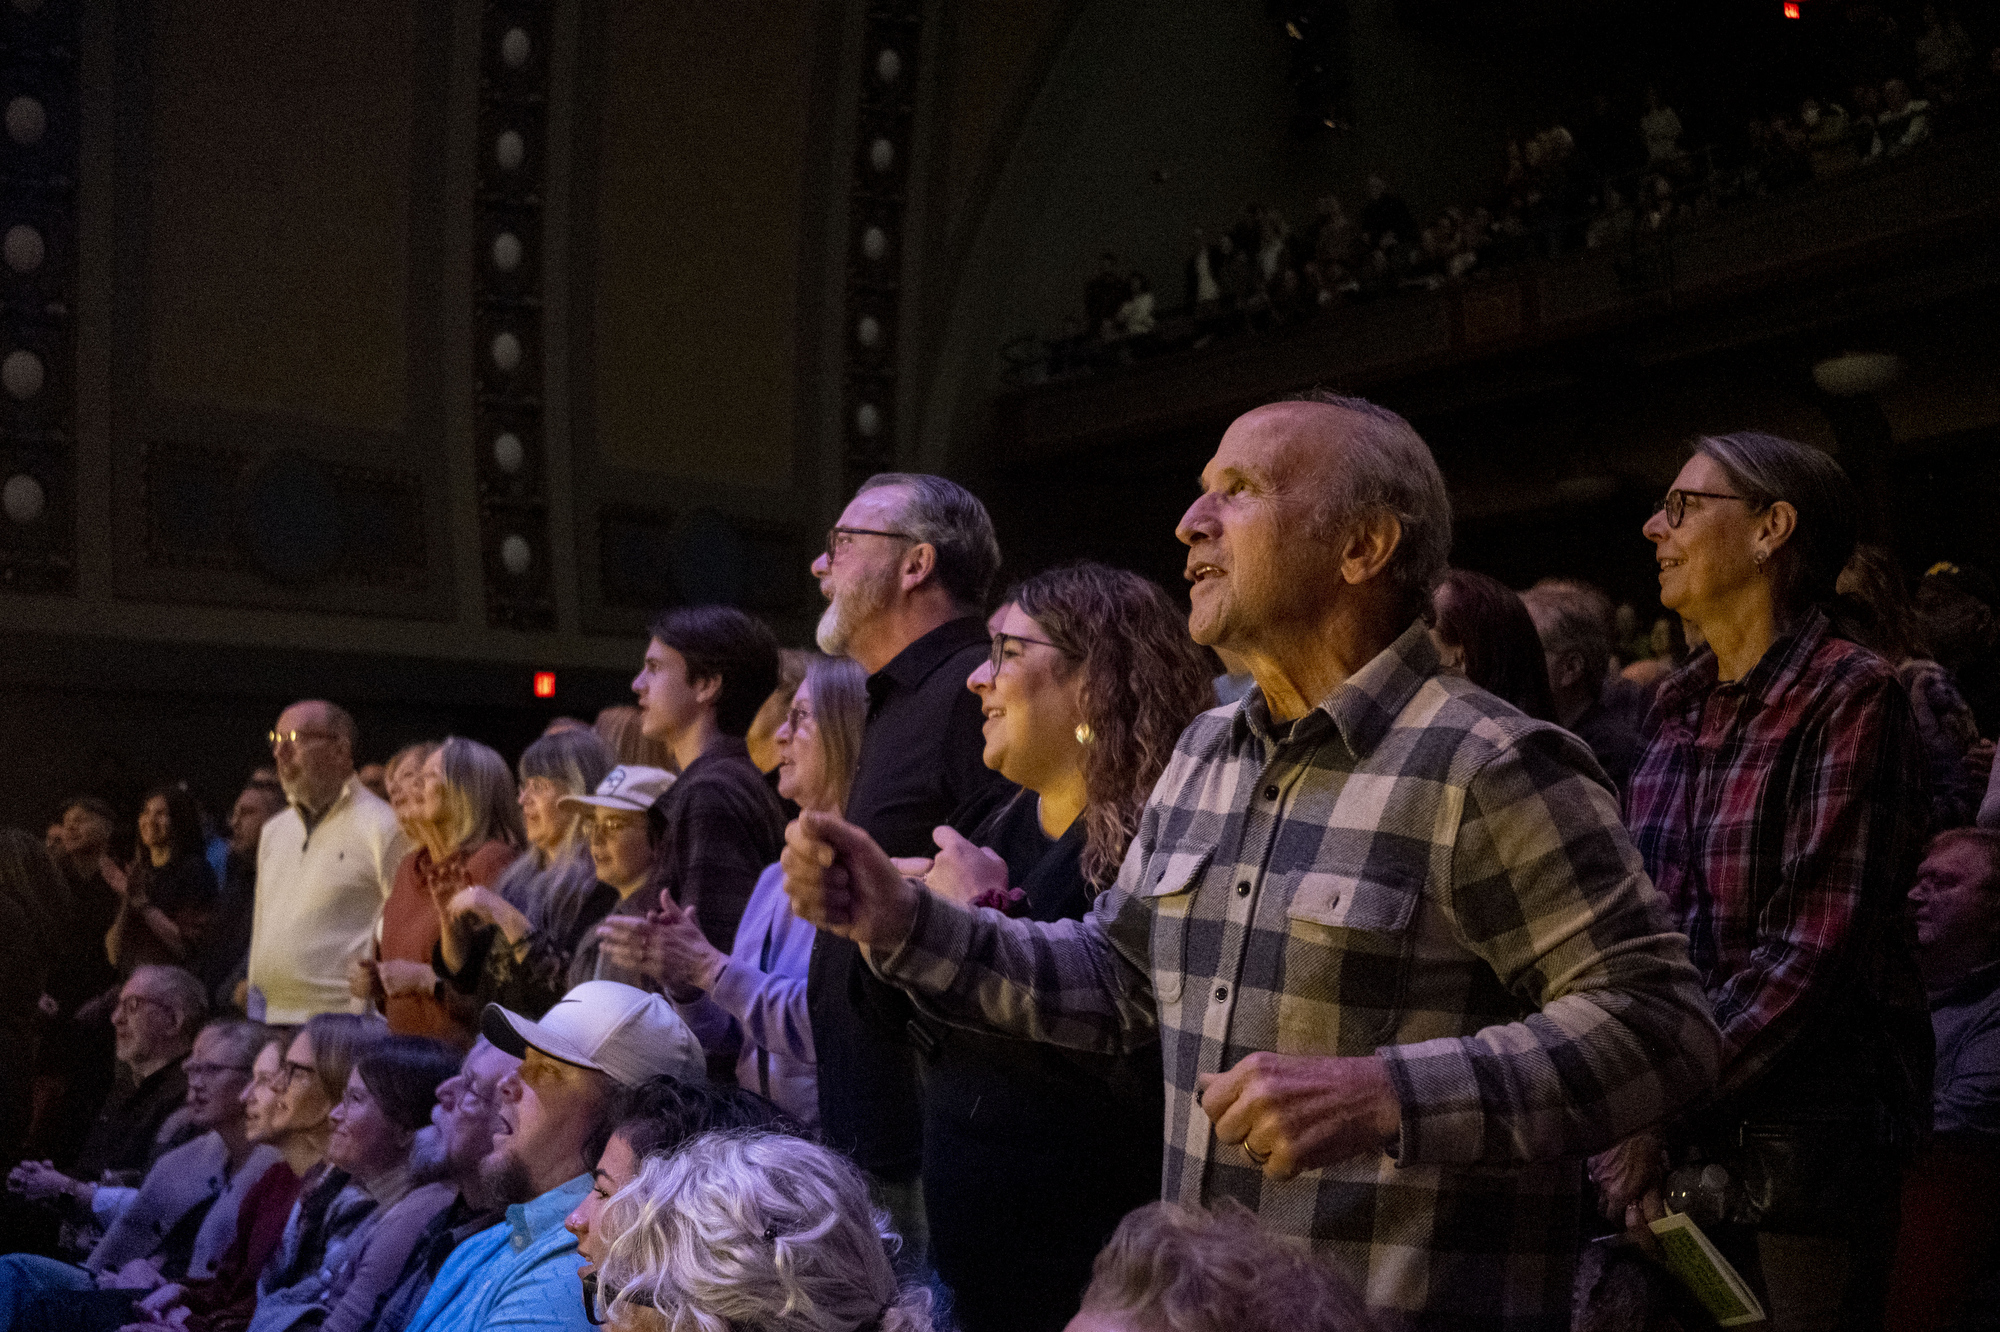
left=1263, top=784, right=1279, bottom=800
left=1214, top=985, right=1228, bottom=1001
left=1236, top=880, right=1251, bottom=897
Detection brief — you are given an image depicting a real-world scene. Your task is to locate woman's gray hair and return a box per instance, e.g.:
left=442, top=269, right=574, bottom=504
left=435, top=736, right=526, bottom=854
left=800, top=655, right=868, bottom=815
left=1694, top=431, right=1858, bottom=620
left=1281, top=390, right=1452, bottom=623
left=518, top=730, right=613, bottom=834
left=857, top=472, right=1001, bottom=610
left=595, top=1131, right=935, bottom=1332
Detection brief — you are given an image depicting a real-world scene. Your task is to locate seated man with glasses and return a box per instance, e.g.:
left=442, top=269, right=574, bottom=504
left=247, top=700, right=410, bottom=1025
left=6, top=965, right=209, bottom=1259
left=0, top=1020, right=281, bottom=1328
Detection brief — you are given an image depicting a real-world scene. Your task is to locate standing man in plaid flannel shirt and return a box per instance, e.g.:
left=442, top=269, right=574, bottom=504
left=782, top=391, right=1721, bottom=1332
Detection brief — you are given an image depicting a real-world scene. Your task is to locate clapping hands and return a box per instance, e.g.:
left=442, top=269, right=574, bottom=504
left=595, top=893, right=723, bottom=1001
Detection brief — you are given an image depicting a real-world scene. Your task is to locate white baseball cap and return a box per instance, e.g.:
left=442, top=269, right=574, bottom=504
left=481, top=982, right=705, bottom=1088
left=558, top=765, right=675, bottom=815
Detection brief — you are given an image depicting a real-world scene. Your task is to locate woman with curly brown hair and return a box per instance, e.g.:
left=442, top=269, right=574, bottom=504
left=872, top=561, right=1212, bottom=1332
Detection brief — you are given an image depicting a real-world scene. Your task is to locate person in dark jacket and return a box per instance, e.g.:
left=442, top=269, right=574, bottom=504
left=106, top=786, right=220, bottom=976
left=842, top=563, right=1213, bottom=1332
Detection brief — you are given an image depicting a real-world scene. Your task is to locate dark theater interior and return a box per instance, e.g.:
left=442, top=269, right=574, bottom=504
left=3, top=2, right=1998, bottom=1330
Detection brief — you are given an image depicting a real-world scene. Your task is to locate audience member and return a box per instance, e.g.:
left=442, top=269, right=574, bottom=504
left=602, top=655, right=868, bottom=1128
left=7, top=965, right=207, bottom=1238
left=1842, top=543, right=1983, bottom=828
left=249, top=703, right=409, bottom=1024
left=591, top=707, right=675, bottom=775
left=362, top=739, right=522, bottom=1044
left=743, top=649, right=811, bottom=778
left=620, top=606, right=786, bottom=956
left=0, top=832, right=66, bottom=1163
left=1886, top=827, right=2000, bottom=1331
left=589, top=1131, right=937, bottom=1332
left=366, top=1039, right=517, bottom=1332
left=786, top=392, right=1720, bottom=1330
left=0, top=1021, right=278, bottom=1330
left=805, top=471, right=1014, bottom=1255
left=107, top=785, right=220, bottom=974
left=398, top=982, right=704, bottom=1332
left=1879, top=77, right=1933, bottom=154
left=562, top=1074, right=798, bottom=1314
left=435, top=730, right=613, bottom=1021
left=1520, top=579, right=1645, bottom=792
left=879, top=561, right=1208, bottom=1331
left=356, top=767, right=389, bottom=804
left=1603, top=433, right=1931, bottom=1328
left=25, top=797, right=124, bottom=1165
left=382, top=745, right=439, bottom=850
left=1068, top=1200, right=1376, bottom=1332
left=550, top=766, right=676, bottom=991
left=248, top=1036, right=458, bottom=1332
left=1359, top=174, right=1415, bottom=250
left=1428, top=568, right=1559, bottom=722
left=1917, top=561, right=2000, bottom=738
left=190, top=780, right=287, bottom=1010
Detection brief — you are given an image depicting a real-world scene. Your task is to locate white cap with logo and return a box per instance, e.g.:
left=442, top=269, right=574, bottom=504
left=558, top=765, right=675, bottom=815
left=480, top=981, right=706, bottom=1088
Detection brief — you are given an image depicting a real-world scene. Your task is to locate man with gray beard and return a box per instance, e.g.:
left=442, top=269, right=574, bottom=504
left=805, top=472, right=1016, bottom=1257
left=367, top=1038, right=515, bottom=1332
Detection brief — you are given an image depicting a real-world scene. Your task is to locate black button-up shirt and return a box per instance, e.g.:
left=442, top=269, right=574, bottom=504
left=809, top=616, right=1016, bottom=1178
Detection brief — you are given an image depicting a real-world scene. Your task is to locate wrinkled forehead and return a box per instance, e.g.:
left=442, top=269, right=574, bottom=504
left=1210, top=403, right=1348, bottom=487
left=276, top=701, right=333, bottom=733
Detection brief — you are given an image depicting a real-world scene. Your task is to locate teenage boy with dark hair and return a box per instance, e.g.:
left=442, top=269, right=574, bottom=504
left=606, top=606, right=787, bottom=960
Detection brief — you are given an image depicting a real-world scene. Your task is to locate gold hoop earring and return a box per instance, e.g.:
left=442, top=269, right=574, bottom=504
left=1074, top=723, right=1093, bottom=745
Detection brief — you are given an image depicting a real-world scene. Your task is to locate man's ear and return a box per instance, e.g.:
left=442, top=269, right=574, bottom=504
left=898, top=541, right=938, bottom=594
left=689, top=672, right=723, bottom=709
left=1338, top=510, right=1402, bottom=588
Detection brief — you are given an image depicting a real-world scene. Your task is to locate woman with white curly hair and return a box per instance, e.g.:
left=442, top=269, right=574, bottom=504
left=590, top=1131, right=934, bottom=1332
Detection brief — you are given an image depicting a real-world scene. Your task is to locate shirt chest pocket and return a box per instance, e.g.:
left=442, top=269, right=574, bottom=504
left=1278, top=868, right=1420, bottom=1052
left=1140, top=847, right=1212, bottom=1005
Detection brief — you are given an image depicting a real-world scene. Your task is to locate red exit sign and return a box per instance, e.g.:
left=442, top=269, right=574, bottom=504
left=532, top=671, right=556, bottom=698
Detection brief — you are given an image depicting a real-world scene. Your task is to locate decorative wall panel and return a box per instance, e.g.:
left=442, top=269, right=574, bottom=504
left=473, top=0, right=557, bottom=630
left=0, top=0, right=78, bottom=594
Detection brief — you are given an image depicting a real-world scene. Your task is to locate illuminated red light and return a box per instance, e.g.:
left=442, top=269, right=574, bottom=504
left=532, top=671, right=556, bottom=698
left=1783, top=2, right=1800, bottom=16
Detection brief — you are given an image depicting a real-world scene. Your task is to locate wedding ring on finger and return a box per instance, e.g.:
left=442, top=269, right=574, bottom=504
left=1244, top=1143, right=1270, bottom=1166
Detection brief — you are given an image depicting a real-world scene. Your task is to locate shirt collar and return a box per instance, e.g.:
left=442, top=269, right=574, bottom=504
left=1657, top=606, right=1833, bottom=714
left=507, top=1174, right=592, bottom=1251
left=1235, top=619, right=1438, bottom=760
left=870, top=616, right=991, bottom=696
left=1932, top=956, right=2000, bottom=1008
left=683, top=735, right=752, bottom=776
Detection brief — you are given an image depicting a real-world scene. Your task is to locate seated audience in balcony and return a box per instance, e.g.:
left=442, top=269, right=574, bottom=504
left=1069, top=1201, right=1376, bottom=1332
left=1359, top=173, right=1415, bottom=251
left=1914, top=3, right=1975, bottom=102
left=598, top=654, right=866, bottom=1129
left=436, top=729, right=613, bottom=1021
left=1429, top=569, right=1558, bottom=723
left=1114, top=274, right=1155, bottom=338
left=359, top=739, right=522, bottom=1045
left=587, top=1132, right=937, bottom=1332
left=1878, top=77, right=1933, bottom=155
left=107, top=785, right=220, bottom=976
left=1639, top=85, right=1684, bottom=164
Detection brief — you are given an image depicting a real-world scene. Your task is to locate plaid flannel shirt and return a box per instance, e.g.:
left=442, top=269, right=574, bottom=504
left=1625, top=609, right=1933, bottom=1127
left=873, top=622, right=1719, bottom=1332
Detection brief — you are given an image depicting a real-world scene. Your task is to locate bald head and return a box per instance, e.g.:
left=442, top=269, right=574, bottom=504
left=272, top=699, right=357, bottom=814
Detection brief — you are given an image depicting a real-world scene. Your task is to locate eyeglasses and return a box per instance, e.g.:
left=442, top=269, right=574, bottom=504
left=581, top=1272, right=654, bottom=1327
left=989, top=632, right=1064, bottom=675
left=823, top=526, right=913, bottom=564
left=184, top=1061, right=254, bottom=1081
left=268, top=728, right=339, bottom=752
left=1654, top=489, right=1750, bottom=529
left=113, top=994, right=174, bottom=1020
left=783, top=705, right=815, bottom=732
left=587, top=813, right=646, bottom=837
left=280, top=1059, right=318, bottom=1090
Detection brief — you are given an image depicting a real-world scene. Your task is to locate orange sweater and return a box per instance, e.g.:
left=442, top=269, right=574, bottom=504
left=377, top=839, right=520, bottom=1043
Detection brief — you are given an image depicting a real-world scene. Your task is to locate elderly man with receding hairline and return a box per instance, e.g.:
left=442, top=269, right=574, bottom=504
left=784, top=391, right=1720, bottom=1332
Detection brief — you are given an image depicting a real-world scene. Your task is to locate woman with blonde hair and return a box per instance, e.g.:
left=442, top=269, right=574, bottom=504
left=594, top=706, right=676, bottom=774
left=436, top=727, right=615, bottom=1019
left=359, top=738, right=522, bottom=1042
left=591, top=1131, right=934, bottom=1332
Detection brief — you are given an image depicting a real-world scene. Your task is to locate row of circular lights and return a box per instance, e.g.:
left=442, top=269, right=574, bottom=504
left=4, top=82, right=53, bottom=527
left=852, top=46, right=903, bottom=440
left=488, top=21, right=538, bottom=581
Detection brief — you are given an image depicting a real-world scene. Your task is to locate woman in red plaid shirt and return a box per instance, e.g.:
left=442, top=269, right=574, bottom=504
left=1599, top=432, right=1932, bottom=1329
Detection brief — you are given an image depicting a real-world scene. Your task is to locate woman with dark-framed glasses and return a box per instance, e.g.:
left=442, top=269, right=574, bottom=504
left=1595, top=432, right=1932, bottom=1328
left=595, top=654, right=866, bottom=1129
